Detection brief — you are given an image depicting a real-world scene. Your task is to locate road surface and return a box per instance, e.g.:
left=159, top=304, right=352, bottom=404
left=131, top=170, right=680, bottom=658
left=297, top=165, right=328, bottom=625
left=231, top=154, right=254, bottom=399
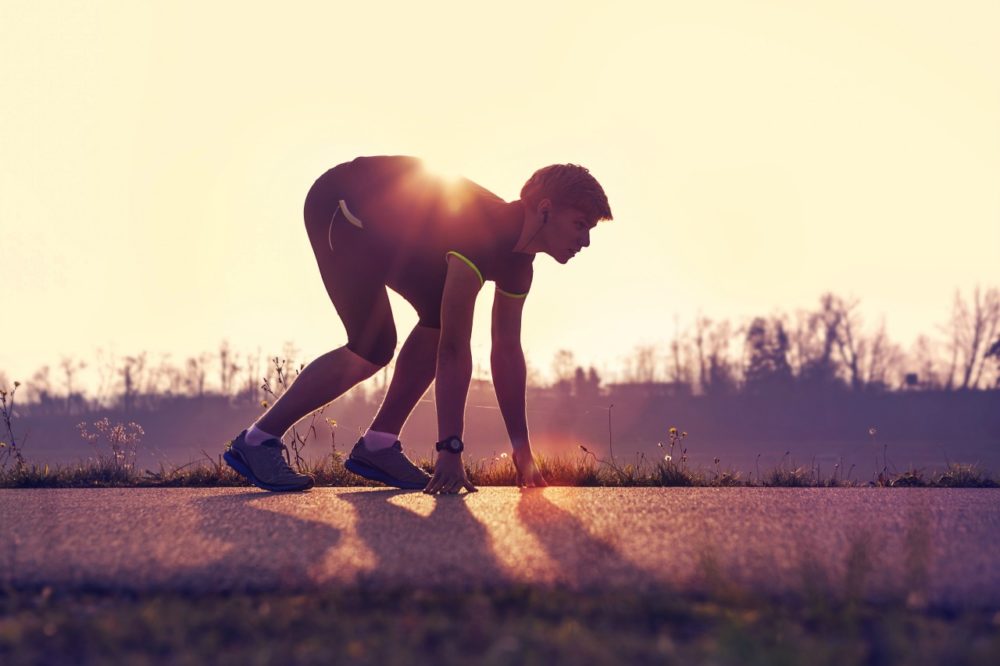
left=1, top=487, right=998, bottom=607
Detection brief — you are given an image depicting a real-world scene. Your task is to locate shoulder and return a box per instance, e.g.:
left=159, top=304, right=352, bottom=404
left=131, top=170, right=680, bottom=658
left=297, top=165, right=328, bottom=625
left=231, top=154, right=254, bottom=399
left=495, top=254, right=534, bottom=297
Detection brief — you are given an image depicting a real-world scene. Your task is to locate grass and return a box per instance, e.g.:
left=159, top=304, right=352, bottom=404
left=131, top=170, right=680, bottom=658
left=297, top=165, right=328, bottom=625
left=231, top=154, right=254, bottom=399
left=0, top=584, right=997, bottom=665
left=1, top=452, right=996, bottom=489
left=2, top=404, right=997, bottom=488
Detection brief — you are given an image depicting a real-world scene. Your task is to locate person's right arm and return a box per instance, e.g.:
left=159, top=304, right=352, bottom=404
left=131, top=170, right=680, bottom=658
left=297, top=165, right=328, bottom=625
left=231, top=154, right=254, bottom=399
left=424, top=254, right=482, bottom=494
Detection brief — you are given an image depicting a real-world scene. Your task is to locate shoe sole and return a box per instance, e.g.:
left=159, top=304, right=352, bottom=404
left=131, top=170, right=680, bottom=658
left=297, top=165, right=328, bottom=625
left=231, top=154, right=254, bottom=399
left=223, top=449, right=314, bottom=492
left=345, top=458, right=428, bottom=490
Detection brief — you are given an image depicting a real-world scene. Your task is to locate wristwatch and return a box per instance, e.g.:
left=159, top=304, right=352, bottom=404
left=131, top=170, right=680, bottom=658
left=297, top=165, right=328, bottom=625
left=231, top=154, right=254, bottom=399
left=435, top=435, right=465, bottom=454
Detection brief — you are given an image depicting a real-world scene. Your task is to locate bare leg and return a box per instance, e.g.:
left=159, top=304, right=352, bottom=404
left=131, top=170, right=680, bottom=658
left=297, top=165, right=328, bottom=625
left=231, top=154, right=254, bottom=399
left=369, top=324, right=440, bottom=434
left=256, top=346, right=381, bottom=436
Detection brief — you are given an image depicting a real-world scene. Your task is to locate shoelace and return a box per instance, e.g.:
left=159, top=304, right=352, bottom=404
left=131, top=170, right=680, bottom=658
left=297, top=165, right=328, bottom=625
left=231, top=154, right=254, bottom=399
left=263, top=440, right=297, bottom=471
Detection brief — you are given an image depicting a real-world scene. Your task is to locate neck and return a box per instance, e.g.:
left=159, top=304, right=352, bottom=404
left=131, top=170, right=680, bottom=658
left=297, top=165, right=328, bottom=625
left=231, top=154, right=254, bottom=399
left=512, top=200, right=543, bottom=254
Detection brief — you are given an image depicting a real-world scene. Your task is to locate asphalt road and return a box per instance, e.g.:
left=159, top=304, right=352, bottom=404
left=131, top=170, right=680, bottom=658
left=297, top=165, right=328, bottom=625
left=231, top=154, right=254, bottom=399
left=1, top=487, right=998, bottom=608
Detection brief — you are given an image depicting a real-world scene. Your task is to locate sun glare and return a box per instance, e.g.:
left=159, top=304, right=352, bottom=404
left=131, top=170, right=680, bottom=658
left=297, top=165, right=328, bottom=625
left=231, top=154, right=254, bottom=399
left=418, top=156, right=466, bottom=184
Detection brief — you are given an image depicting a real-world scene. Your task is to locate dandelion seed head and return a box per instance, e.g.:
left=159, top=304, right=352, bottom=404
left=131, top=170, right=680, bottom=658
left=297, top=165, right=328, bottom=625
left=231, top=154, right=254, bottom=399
left=500, top=452, right=508, bottom=459
left=868, top=427, right=878, bottom=436
left=663, top=454, right=672, bottom=462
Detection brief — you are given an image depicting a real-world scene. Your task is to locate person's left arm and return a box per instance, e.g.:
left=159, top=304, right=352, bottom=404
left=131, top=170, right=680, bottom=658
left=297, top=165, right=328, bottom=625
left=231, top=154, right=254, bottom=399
left=491, top=288, right=547, bottom=487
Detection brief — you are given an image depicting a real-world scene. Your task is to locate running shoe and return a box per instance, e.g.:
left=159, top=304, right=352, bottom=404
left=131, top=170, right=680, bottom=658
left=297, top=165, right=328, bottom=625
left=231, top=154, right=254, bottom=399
left=224, top=429, right=315, bottom=492
left=345, top=437, right=431, bottom=490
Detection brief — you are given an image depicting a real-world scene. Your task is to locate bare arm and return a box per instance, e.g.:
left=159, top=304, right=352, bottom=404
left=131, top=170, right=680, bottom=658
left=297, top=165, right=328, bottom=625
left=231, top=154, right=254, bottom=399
left=435, top=257, right=482, bottom=440
left=425, top=254, right=481, bottom=495
left=491, top=289, right=546, bottom=487
left=491, top=319, right=529, bottom=449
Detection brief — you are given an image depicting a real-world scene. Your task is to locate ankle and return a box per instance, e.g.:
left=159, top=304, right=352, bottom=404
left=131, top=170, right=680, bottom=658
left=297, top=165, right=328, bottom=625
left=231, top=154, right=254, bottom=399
left=246, top=424, right=282, bottom=446
left=362, top=429, right=399, bottom=451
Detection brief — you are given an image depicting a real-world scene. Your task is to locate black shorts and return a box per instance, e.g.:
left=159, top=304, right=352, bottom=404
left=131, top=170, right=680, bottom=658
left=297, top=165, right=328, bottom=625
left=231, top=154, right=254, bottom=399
left=303, top=168, right=438, bottom=365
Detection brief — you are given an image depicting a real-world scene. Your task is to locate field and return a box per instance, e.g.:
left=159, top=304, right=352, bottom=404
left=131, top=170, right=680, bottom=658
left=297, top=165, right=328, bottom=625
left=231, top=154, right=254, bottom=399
left=2, top=585, right=998, bottom=665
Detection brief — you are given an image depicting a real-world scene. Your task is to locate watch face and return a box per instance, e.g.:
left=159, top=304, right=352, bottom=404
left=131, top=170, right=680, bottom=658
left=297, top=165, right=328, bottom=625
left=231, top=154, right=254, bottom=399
left=439, top=436, right=463, bottom=453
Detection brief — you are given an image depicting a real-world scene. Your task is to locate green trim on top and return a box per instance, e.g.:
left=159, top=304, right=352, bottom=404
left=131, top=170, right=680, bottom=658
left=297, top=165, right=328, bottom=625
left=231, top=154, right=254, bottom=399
left=444, top=251, right=484, bottom=286
left=496, top=286, right=529, bottom=299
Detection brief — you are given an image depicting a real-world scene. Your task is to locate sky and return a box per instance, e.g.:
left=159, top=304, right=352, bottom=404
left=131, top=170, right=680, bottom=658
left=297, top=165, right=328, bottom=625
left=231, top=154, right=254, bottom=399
left=1, top=0, right=998, bottom=394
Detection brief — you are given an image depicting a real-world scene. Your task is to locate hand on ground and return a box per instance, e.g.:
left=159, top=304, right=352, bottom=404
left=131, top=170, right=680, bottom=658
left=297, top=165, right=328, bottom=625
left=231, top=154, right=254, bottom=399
left=512, top=449, right=548, bottom=488
left=424, top=452, right=477, bottom=495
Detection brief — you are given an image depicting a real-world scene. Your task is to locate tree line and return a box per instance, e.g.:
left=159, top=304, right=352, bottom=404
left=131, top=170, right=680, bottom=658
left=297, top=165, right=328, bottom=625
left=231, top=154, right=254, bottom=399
left=3, top=287, right=998, bottom=417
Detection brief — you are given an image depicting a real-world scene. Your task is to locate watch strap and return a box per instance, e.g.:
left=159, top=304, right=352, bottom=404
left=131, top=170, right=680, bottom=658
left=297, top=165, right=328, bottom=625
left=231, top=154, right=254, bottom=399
left=435, top=436, right=464, bottom=453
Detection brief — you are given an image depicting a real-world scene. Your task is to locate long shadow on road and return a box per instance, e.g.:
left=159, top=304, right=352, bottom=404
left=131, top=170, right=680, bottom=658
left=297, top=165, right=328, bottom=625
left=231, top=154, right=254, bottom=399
left=182, top=488, right=652, bottom=592
left=516, top=489, right=649, bottom=589
left=338, top=489, right=507, bottom=587
left=185, top=491, right=344, bottom=592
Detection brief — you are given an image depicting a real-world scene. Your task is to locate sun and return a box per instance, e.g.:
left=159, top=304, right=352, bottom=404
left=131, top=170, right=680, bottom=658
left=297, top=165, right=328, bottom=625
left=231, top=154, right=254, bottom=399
left=418, top=155, right=466, bottom=184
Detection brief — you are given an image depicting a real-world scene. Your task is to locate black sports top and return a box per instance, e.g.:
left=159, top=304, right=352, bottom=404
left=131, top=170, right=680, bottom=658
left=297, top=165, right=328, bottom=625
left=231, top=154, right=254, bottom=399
left=320, top=156, right=535, bottom=309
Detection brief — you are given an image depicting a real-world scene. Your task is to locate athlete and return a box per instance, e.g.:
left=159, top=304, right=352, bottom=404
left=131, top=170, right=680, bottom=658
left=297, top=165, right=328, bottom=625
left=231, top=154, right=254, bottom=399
left=223, top=155, right=613, bottom=494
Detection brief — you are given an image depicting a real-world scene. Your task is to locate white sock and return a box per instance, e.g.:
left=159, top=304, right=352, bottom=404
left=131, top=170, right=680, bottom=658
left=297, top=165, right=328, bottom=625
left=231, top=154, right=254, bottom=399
left=245, top=424, right=282, bottom=447
left=362, top=429, right=399, bottom=451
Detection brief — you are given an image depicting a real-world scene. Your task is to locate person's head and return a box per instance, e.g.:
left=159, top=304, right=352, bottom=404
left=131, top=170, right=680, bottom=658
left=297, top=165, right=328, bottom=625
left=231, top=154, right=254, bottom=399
left=519, top=163, right=613, bottom=264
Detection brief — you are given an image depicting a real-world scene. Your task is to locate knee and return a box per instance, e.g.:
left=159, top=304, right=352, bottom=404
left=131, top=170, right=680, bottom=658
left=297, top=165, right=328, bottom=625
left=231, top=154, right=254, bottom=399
left=349, top=327, right=397, bottom=368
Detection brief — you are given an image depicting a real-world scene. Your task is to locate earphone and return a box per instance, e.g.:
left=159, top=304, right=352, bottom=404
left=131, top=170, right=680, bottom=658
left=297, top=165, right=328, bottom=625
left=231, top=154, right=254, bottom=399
left=521, top=208, right=549, bottom=250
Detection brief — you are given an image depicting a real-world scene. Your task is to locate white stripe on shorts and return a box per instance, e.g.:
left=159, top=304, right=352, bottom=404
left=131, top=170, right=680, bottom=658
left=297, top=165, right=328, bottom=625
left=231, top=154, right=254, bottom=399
left=328, top=199, right=365, bottom=251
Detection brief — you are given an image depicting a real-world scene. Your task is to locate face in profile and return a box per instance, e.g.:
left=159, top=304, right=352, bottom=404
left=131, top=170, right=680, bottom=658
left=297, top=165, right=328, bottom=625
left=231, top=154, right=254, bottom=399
left=540, top=203, right=597, bottom=264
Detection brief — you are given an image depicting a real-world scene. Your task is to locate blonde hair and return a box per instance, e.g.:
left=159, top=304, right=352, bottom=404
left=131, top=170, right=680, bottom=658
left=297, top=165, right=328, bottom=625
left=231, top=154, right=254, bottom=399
left=520, top=163, right=613, bottom=223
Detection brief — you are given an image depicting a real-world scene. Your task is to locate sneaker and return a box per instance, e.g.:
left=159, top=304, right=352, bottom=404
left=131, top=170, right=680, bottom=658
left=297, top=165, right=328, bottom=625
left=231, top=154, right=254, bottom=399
left=344, top=437, right=431, bottom=490
left=223, top=430, right=315, bottom=492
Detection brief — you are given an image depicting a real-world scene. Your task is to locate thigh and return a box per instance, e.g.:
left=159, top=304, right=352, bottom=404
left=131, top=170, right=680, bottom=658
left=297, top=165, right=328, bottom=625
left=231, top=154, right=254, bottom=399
left=306, top=214, right=396, bottom=357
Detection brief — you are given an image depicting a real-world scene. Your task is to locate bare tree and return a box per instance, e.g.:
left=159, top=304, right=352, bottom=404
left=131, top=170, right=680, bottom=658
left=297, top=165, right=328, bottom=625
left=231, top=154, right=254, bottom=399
left=26, top=365, right=54, bottom=412
left=621, top=344, right=658, bottom=383
left=862, top=319, right=903, bottom=390
left=829, top=296, right=868, bottom=390
left=789, top=293, right=842, bottom=388
left=693, top=316, right=709, bottom=392
left=184, top=353, right=211, bottom=399
left=59, top=355, right=87, bottom=414
left=240, top=349, right=262, bottom=403
left=120, top=353, right=149, bottom=412
left=744, top=317, right=793, bottom=393
left=945, top=286, right=1000, bottom=390
left=93, top=347, right=118, bottom=409
left=551, top=349, right=576, bottom=388
left=218, top=340, right=240, bottom=398
left=573, top=365, right=602, bottom=400
left=986, top=335, right=1000, bottom=388
left=153, top=354, right=184, bottom=397
left=703, top=319, right=738, bottom=394
left=907, top=335, right=943, bottom=389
